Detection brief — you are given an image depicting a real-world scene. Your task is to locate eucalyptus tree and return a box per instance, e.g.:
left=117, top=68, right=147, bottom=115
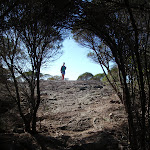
left=73, top=0, right=150, bottom=149
left=0, top=25, right=63, bottom=133
left=19, top=22, right=63, bottom=133
left=0, top=0, right=82, bottom=133
left=73, top=30, right=123, bottom=100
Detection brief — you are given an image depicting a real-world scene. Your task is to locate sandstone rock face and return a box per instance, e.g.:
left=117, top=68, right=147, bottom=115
left=37, top=80, right=127, bottom=149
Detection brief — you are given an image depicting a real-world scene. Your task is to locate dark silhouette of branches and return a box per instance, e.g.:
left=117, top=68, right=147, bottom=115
left=73, top=0, right=150, bottom=149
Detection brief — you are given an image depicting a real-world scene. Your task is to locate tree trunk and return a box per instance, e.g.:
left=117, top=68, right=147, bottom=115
left=24, top=121, right=31, bottom=133
left=32, top=66, right=41, bottom=133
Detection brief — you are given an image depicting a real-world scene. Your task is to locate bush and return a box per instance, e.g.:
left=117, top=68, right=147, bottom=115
left=77, top=72, right=93, bottom=81
left=92, top=73, right=105, bottom=81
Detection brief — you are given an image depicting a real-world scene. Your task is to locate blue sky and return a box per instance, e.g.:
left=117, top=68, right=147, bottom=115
left=41, top=38, right=103, bottom=80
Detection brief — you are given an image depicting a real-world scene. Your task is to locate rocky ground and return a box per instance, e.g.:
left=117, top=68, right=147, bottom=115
left=0, top=80, right=129, bottom=150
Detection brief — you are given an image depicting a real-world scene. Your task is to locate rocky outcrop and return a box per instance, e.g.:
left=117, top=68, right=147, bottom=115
left=37, top=80, right=127, bottom=149
left=0, top=80, right=128, bottom=150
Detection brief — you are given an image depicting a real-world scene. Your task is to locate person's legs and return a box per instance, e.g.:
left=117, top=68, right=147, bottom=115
left=62, top=71, right=65, bottom=80
left=62, top=74, right=64, bottom=80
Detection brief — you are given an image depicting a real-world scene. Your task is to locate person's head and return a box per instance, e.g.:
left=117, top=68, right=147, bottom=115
left=63, top=62, right=65, bottom=66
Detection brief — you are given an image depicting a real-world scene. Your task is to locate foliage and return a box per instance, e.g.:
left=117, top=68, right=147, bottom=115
left=0, top=0, right=79, bottom=133
left=92, top=73, right=105, bottom=81
left=102, top=65, right=120, bottom=83
left=77, top=72, right=105, bottom=81
left=77, top=72, right=93, bottom=81
left=0, top=0, right=82, bottom=32
left=73, top=0, right=150, bottom=149
left=0, top=65, right=11, bottom=83
left=48, top=75, right=62, bottom=80
left=102, top=65, right=120, bottom=82
left=40, top=74, right=52, bottom=80
left=1, top=1, right=150, bottom=149
left=73, top=22, right=122, bottom=101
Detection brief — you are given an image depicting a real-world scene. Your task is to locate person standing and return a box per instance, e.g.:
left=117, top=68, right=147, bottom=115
left=61, top=62, right=66, bottom=80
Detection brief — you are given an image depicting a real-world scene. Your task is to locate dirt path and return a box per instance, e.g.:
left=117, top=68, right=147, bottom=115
left=0, top=80, right=128, bottom=150
left=37, top=80, right=128, bottom=149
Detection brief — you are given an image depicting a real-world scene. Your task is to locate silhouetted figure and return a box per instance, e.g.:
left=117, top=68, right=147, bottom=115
left=61, top=62, right=66, bottom=80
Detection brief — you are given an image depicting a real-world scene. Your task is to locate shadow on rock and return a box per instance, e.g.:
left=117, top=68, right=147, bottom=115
left=70, top=131, right=119, bottom=150
left=33, top=133, right=70, bottom=150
